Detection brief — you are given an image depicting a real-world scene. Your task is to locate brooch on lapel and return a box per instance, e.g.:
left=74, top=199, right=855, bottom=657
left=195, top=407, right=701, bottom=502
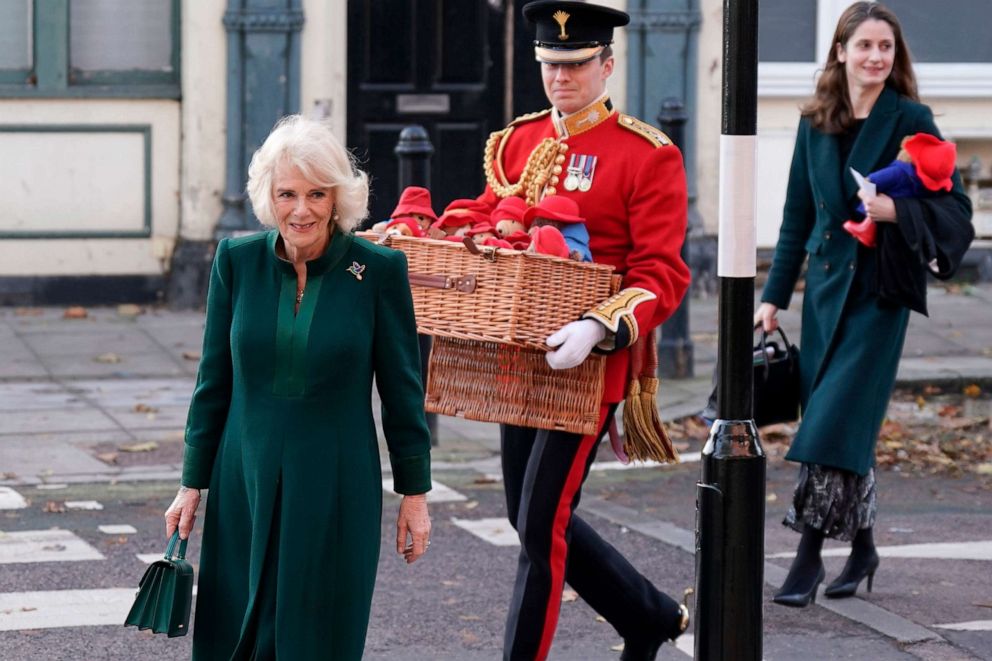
left=346, top=261, right=366, bottom=281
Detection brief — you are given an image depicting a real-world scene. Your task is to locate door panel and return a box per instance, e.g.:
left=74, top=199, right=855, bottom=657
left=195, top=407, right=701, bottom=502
left=348, top=0, right=506, bottom=226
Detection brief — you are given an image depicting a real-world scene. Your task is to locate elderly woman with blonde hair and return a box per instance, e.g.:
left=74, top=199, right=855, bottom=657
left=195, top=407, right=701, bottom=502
left=164, top=114, right=433, bottom=660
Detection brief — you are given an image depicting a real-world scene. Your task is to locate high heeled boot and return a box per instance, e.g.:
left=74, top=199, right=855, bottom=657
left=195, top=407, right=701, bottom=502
left=773, top=526, right=825, bottom=608
left=825, top=527, right=880, bottom=598
left=842, top=218, right=878, bottom=247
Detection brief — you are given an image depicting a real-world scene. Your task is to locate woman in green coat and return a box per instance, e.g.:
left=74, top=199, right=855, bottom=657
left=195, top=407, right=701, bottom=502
left=756, top=2, right=972, bottom=607
left=164, top=115, right=433, bottom=658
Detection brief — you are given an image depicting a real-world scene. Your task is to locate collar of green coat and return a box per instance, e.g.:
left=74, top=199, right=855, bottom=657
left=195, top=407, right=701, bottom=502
left=267, top=228, right=354, bottom=277
left=809, top=85, right=901, bottom=220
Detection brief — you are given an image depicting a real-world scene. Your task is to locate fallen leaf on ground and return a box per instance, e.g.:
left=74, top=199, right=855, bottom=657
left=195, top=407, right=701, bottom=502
left=182, top=351, right=201, bottom=361
left=119, top=441, right=158, bottom=453
left=472, top=476, right=498, bottom=485
left=964, top=384, right=983, bottom=398
left=562, top=589, right=578, bottom=603
left=43, top=501, right=66, bottom=513
left=42, top=544, right=66, bottom=552
left=975, top=463, right=992, bottom=476
left=14, top=308, right=43, bottom=317
left=94, top=353, right=122, bottom=364
left=1, top=472, right=16, bottom=480
left=96, top=452, right=119, bottom=464
left=133, top=403, right=159, bottom=413
left=63, top=306, right=88, bottom=319
left=459, top=614, right=481, bottom=621
left=117, top=304, right=143, bottom=318
left=610, top=643, right=625, bottom=652
left=595, top=615, right=606, bottom=623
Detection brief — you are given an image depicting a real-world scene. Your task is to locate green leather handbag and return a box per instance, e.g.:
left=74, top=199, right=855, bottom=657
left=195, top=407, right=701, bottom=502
left=124, top=531, right=194, bottom=637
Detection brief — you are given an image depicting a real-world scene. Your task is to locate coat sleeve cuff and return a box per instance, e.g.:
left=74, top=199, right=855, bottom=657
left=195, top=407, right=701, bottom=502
left=181, top=443, right=216, bottom=489
left=389, top=452, right=432, bottom=495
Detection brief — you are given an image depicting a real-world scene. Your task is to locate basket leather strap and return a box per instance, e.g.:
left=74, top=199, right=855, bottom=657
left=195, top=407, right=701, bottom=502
left=408, top=272, right=477, bottom=294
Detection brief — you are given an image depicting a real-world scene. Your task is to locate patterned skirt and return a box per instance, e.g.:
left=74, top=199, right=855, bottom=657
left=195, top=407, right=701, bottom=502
left=783, top=463, right=877, bottom=542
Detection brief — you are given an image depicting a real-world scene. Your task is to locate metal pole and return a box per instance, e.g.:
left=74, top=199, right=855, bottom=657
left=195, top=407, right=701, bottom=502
left=394, top=125, right=439, bottom=446
left=657, top=98, right=694, bottom=379
left=695, top=0, right=765, bottom=659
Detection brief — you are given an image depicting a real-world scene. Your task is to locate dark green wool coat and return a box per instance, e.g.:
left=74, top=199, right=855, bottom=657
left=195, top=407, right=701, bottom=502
left=762, top=86, right=971, bottom=476
left=181, top=230, right=432, bottom=659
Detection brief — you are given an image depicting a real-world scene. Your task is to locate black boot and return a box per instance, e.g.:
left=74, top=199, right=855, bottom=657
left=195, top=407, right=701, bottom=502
left=825, top=527, right=879, bottom=598
left=773, top=526, right=825, bottom=608
left=619, top=592, right=691, bottom=661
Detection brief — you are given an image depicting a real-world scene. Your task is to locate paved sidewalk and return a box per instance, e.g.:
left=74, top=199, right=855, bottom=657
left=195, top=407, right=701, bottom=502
left=1, top=283, right=991, bottom=486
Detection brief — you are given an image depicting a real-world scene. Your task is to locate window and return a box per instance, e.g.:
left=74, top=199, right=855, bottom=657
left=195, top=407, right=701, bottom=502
left=0, top=0, right=180, bottom=98
left=757, top=0, right=992, bottom=98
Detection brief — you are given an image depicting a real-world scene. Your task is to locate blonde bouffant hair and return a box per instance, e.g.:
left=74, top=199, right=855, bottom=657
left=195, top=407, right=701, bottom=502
left=246, top=115, right=369, bottom=232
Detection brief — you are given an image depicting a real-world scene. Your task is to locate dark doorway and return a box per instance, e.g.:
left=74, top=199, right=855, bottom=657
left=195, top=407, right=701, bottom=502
left=348, top=0, right=510, bottom=225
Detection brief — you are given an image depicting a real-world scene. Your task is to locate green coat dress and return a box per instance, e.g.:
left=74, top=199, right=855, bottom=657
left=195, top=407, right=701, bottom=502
left=180, top=230, right=432, bottom=659
left=762, top=86, right=971, bottom=476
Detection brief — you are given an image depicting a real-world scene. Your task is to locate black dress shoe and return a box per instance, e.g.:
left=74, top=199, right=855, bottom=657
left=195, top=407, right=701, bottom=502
left=825, top=550, right=879, bottom=598
left=619, top=599, right=690, bottom=661
left=772, top=564, right=825, bottom=608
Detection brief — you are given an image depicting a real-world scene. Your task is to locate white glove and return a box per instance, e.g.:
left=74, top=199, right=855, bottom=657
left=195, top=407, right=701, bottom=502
left=545, top=319, right=607, bottom=370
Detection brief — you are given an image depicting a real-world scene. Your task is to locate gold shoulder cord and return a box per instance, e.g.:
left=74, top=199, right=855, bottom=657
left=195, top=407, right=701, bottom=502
left=484, top=128, right=567, bottom=206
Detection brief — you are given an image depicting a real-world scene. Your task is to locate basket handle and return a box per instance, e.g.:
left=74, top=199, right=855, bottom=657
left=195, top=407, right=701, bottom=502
left=409, top=272, right=477, bottom=293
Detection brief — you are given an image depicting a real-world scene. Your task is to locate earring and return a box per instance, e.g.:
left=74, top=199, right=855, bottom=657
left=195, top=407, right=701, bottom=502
left=332, top=204, right=340, bottom=221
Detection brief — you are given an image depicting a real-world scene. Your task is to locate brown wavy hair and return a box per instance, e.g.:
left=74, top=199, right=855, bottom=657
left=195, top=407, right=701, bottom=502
left=802, top=2, right=919, bottom=133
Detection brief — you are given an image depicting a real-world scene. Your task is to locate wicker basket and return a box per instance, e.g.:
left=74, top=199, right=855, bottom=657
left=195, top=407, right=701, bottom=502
left=424, top=337, right=606, bottom=435
left=359, top=233, right=614, bottom=350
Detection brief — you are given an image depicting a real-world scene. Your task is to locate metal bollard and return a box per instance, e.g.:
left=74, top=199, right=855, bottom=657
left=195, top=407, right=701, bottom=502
left=394, top=126, right=439, bottom=446
left=657, top=98, right=694, bottom=378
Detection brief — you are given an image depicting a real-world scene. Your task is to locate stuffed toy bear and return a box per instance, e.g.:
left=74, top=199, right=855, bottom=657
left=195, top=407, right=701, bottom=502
left=492, top=196, right=529, bottom=239
left=371, top=185, right=437, bottom=234
left=844, top=133, right=957, bottom=247
left=524, top=196, right=592, bottom=262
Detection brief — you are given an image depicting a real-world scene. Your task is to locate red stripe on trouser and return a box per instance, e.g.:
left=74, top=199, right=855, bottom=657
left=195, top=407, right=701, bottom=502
left=534, top=405, right=610, bottom=661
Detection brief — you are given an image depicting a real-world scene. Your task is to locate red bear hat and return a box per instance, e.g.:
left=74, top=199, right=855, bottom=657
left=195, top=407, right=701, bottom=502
left=468, top=222, right=498, bottom=237
left=385, top=217, right=425, bottom=238
left=524, top=195, right=585, bottom=226
left=435, top=199, right=491, bottom=229
left=528, top=225, right=570, bottom=259
left=493, top=196, right=528, bottom=224
left=391, top=186, right=437, bottom=221
left=904, top=133, right=957, bottom=192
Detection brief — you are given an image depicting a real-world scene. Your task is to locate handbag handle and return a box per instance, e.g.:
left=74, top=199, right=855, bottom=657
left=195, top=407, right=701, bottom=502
left=754, top=326, right=795, bottom=379
left=164, top=530, right=188, bottom=561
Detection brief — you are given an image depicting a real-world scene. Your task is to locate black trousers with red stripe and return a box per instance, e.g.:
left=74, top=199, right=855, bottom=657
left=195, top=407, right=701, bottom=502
left=500, top=405, right=681, bottom=661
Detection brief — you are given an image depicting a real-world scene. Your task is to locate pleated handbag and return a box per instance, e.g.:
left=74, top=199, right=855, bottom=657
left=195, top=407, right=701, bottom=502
left=124, top=530, right=194, bottom=637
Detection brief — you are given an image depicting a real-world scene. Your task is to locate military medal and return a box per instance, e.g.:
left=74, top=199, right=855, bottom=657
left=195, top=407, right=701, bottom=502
left=578, top=155, right=596, bottom=192
left=563, top=154, right=581, bottom=191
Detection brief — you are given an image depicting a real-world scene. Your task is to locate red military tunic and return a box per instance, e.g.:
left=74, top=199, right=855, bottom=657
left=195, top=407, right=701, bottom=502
left=476, top=97, right=690, bottom=402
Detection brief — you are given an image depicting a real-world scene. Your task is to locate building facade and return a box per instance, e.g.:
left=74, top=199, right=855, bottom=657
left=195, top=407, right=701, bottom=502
left=0, top=0, right=988, bottom=306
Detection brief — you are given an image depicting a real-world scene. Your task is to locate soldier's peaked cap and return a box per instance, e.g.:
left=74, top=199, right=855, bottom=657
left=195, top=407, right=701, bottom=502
left=523, top=1, right=629, bottom=64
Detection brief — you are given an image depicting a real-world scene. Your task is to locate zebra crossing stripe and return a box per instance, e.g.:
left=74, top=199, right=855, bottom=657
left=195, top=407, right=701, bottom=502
left=0, top=586, right=197, bottom=631
left=0, top=487, right=27, bottom=510
left=0, top=588, right=134, bottom=631
left=451, top=517, right=519, bottom=546
left=0, top=530, right=104, bottom=564
left=933, top=620, right=992, bottom=631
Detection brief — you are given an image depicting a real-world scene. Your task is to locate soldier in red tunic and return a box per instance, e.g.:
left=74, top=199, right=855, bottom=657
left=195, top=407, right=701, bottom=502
left=465, top=2, right=693, bottom=659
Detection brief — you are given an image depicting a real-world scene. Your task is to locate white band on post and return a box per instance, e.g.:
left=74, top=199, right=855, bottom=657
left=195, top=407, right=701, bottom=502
left=717, top=134, right=758, bottom=278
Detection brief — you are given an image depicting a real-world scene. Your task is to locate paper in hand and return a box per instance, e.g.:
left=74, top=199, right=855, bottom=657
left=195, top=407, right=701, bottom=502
left=849, top=167, right=876, bottom=201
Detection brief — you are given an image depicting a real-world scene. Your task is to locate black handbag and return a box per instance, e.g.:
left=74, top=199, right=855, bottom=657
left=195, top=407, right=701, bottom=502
left=124, top=531, right=194, bottom=637
left=699, top=327, right=801, bottom=427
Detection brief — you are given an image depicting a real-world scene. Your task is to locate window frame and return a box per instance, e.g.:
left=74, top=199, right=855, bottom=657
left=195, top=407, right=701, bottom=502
left=0, top=0, right=180, bottom=99
left=758, top=0, right=992, bottom=98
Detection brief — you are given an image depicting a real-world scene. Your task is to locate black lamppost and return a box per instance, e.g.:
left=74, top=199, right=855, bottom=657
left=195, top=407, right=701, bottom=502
left=695, top=1, right=766, bottom=659
left=395, top=125, right=438, bottom=446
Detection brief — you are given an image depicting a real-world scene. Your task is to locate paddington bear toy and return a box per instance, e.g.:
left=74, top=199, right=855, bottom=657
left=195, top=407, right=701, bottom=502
left=843, top=133, right=957, bottom=247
